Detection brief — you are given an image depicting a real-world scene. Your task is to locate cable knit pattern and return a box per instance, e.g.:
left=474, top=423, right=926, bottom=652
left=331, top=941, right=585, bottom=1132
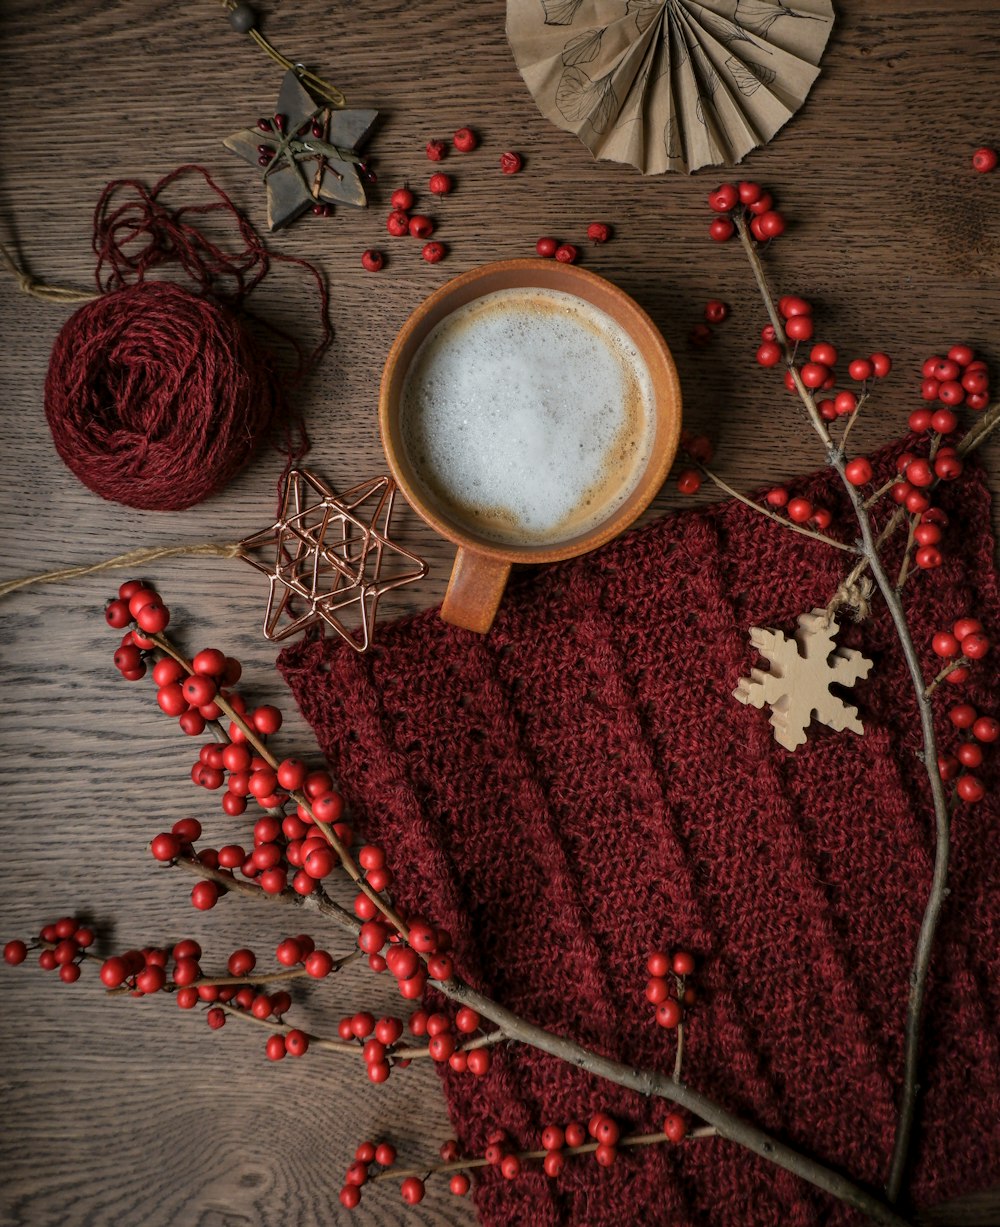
left=279, top=441, right=1000, bottom=1226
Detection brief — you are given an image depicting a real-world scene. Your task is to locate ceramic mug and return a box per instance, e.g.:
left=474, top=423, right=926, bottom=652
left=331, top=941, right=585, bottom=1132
left=378, top=259, right=682, bottom=633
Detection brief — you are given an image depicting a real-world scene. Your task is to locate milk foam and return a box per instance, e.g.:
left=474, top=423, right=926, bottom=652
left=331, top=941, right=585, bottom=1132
left=400, top=288, right=655, bottom=546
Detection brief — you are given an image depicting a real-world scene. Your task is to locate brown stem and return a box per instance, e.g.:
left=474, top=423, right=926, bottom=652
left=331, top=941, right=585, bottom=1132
left=697, top=463, right=860, bottom=553
left=372, top=1127, right=719, bottom=1182
left=923, top=657, right=970, bottom=699
left=893, top=515, right=919, bottom=593
left=734, top=213, right=953, bottom=1206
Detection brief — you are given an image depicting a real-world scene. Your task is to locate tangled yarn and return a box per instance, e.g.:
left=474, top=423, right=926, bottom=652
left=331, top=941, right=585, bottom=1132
left=42, top=166, right=330, bottom=511
left=45, top=281, right=278, bottom=511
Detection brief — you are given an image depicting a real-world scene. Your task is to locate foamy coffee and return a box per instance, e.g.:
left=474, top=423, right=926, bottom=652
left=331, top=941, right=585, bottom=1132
left=399, top=287, right=656, bottom=546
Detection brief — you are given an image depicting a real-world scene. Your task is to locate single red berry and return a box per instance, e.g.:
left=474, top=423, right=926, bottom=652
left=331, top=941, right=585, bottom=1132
left=914, top=523, right=942, bottom=547
left=500, top=1154, right=521, bottom=1179
left=973, top=716, right=999, bottom=743
left=386, top=210, right=410, bottom=236
left=688, top=323, right=713, bottom=349
left=765, top=487, right=789, bottom=508
left=707, top=183, right=738, bottom=211
left=422, top=241, right=446, bottom=264
left=953, top=617, right=984, bottom=641
left=800, top=361, right=830, bottom=389
left=453, top=127, right=478, bottom=152
left=191, top=880, right=221, bottom=911
left=784, top=314, right=814, bottom=342
left=905, top=489, right=932, bottom=515
left=656, top=998, right=682, bottom=1028
left=408, top=214, right=434, bottom=240
left=708, top=217, right=735, bottom=242
left=938, top=380, right=965, bottom=406
left=915, top=545, right=943, bottom=570
left=909, top=409, right=934, bottom=433
left=252, top=705, right=282, bottom=735
left=428, top=172, right=453, bottom=196
left=676, top=469, right=702, bottom=495
left=962, top=633, right=990, bottom=660
left=555, top=243, right=579, bottom=264
left=787, top=497, right=813, bottom=524
left=703, top=299, right=729, bottom=325
left=151, top=832, right=181, bottom=862
left=4, top=940, right=28, bottom=965
left=285, top=1028, right=309, bottom=1057
left=339, top=1185, right=360, bottom=1210
left=809, top=342, right=837, bottom=367
left=958, top=742, right=984, bottom=769
left=587, top=221, right=612, bottom=244
left=375, top=1142, right=397, bottom=1167
left=426, top=139, right=446, bottom=162
left=870, top=352, right=892, bottom=378
left=104, top=598, right=132, bottom=629
left=738, top=181, right=762, bottom=204
left=957, top=775, right=986, bottom=803
left=265, top=1033, right=286, bottom=1061
left=543, top=1150, right=565, bottom=1177
left=748, top=191, right=774, bottom=215
left=375, top=1016, right=404, bottom=1045
left=948, top=344, right=975, bottom=367
left=757, top=210, right=786, bottom=238
left=59, top=962, right=81, bottom=984
left=449, top=1172, right=471, bottom=1195
left=646, top=976, right=669, bottom=1004
left=949, top=703, right=978, bottom=729
left=536, top=236, right=558, bottom=257
left=848, top=357, right=874, bottom=381
left=126, top=588, right=159, bottom=618
left=932, top=631, right=961, bottom=658
left=400, top=1176, right=425, bottom=1204
left=663, top=1112, right=688, bottom=1142
left=672, top=950, right=695, bottom=975
left=962, top=368, right=989, bottom=395
left=361, top=249, right=384, bottom=272
left=305, top=950, right=334, bottom=978
left=845, top=457, right=873, bottom=486
left=499, top=150, right=523, bottom=174
left=756, top=341, right=782, bottom=367
left=541, top=1124, right=565, bottom=1150
left=466, top=1047, right=491, bottom=1075
left=935, top=452, right=964, bottom=481
left=906, top=459, right=933, bottom=488
left=972, top=146, right=998, bottom=173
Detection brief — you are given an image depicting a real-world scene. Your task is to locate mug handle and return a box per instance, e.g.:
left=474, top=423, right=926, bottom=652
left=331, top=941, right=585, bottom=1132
left=440, top=548, right=512, bottom=634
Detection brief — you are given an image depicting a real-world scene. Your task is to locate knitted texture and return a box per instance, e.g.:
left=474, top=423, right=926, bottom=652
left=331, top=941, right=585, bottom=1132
left=279, top=443, right=1000, bottom=1226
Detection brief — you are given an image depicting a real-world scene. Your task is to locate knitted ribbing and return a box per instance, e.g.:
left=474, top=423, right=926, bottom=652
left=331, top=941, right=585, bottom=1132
left=279, top=441, right=1000, bottom=1226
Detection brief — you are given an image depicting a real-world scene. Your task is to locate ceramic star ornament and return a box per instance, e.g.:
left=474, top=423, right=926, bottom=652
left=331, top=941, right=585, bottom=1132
left=224, top=69, right=378, bottom=230
left=238, top=469, right=428, bottom=652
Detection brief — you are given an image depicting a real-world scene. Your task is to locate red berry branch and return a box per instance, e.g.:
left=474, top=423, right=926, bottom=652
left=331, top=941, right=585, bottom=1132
left=3, top=578, right=921, bottom=1226
left=681, top=179, right=999, bottom=1206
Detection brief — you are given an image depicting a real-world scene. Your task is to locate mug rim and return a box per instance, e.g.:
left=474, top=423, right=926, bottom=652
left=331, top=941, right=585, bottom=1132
left=378, top=258, right=682, bottom=565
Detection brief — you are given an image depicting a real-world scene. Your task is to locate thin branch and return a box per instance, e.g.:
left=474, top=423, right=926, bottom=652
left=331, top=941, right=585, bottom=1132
left=697, top=463, right=860, bottom=553
left=733, top=212, right=954, bottom=1206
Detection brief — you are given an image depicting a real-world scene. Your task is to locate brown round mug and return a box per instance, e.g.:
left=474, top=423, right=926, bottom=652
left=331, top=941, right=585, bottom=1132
left=378, top=259, right=682, bottom=634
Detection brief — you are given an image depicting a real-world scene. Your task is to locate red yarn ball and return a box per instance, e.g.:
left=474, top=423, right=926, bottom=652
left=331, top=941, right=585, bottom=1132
left=44, top=281, right=278, bottom=511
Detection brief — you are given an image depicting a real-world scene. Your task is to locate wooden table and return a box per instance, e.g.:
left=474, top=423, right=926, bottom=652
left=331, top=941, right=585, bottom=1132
left=0, top=2, right=997, bottom=1224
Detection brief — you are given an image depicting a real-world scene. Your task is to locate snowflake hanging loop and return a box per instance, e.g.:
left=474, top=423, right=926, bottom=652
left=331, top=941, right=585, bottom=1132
left=733, top=609, right=873, bottom=751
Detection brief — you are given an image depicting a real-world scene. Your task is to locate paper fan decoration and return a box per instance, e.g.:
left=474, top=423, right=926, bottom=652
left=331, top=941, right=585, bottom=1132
left=506, top=0, right=835, bottom=173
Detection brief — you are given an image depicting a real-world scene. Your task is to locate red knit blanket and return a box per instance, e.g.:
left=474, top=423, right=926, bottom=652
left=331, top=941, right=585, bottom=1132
left=279, top=445, right=1000, bottom=1226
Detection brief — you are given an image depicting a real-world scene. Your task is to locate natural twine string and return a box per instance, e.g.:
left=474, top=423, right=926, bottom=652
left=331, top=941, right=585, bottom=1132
left=0, top=543, right=244, bottom=601
left=0, top=241, right=96, bottom=305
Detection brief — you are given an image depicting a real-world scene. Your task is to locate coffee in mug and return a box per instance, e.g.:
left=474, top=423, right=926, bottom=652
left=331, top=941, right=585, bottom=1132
left=380, top=259, right=682, bottom=634
left=398, top=287, right=656, bottom=547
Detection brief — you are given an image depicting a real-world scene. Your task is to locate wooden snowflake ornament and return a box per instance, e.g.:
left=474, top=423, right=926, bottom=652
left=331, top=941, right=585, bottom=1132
left=733, top=609, right=873, bottom=751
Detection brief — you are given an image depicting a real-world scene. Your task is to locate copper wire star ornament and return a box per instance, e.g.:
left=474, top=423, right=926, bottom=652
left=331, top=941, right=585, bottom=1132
left=239, top=469, right=427, bottom=651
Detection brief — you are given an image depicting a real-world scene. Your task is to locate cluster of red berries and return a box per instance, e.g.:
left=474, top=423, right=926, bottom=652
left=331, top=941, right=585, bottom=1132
left=535, top=221, right=612, bottom=266
left=4, top=916, right=94, bottom=983
left=427, top=126, right=522, bottom=173
left=675, top=431, right=713, bottom=497
left=645, top=949, right=696, bottom=1030
left=707, top=180, right=786, bottom=243
left=382, top=183, right=444, bottom=266
left=412, top=1005, right=490, bottom=1073
left=931, top=616, right=991, bottom=683
left=939, top=697, right=998, bottom=805
left=762, top=485, right=835, bottom=534
left=339, top=1139, right=399, bottom=1210
left=917, top=346, right=991, bottom=414
left=890, top=454, right=964, bottom=569
left=689, top=298, right=730, bottom=349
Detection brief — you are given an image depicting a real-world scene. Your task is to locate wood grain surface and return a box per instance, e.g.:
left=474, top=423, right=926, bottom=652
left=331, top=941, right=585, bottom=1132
left=0, top=2, right=998, bottom=1225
